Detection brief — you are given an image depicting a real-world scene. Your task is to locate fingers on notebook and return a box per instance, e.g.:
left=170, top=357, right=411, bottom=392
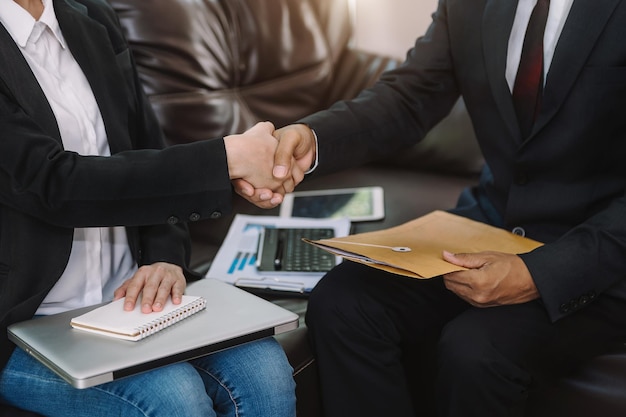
left=116, top=263, right=186, bottom=313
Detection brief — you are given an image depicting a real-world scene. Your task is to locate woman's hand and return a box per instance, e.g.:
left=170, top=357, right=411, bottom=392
left=113, top=262, right=186, bottom=313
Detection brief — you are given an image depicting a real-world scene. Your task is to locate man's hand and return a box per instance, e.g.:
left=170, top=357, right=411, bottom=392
left=442, top=251, right=540, bottom=307
left=271, top=124, right=316, bottom=180
left=113, top=262, right=186, bottom=313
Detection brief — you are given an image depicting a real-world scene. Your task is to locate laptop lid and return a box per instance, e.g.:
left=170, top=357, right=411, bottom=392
left=7, top=278, right=299, bottom=389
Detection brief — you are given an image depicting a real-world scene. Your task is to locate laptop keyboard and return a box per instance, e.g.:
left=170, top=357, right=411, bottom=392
left=257, top=227, right=336, bottom=272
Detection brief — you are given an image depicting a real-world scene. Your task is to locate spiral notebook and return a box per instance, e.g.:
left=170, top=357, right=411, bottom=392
left=70, top=295, right=207, bottom=341
left=8, top=278, right=299, bottom=389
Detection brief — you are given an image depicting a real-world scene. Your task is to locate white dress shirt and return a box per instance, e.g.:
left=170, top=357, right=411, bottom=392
left=0, top=0, right=137, bottom=314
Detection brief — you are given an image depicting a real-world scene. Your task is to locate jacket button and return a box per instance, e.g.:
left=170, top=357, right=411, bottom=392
left=559, top=303, right=570, bottom=314
left=511, top=226, right=526, bottom=237
left=579, top=294, right=590, bottom=306
left=209, top=211, right=222, bottom=219
left=167, top=216, right=179, bottom=225
left=189, top=213, right=201, bottom=222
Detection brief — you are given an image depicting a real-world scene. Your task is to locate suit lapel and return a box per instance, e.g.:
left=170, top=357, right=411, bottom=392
left=53, top=0, right=132, bottom=153
left=0, top=25, right=62, bottom=142
left=482, top=0, right=520, bottom=141
left=532, top=0, right=621, bottom=138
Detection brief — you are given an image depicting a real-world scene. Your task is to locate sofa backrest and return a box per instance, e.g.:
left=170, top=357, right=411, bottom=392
left=109, top=0, right=370, bottom=145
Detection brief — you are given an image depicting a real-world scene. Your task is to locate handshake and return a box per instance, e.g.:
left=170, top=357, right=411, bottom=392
left=223, top=121, right=317, bottom=209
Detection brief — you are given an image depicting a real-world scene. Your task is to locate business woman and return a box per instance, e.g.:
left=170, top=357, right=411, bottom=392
left=0, top=0, right=298, bottom=415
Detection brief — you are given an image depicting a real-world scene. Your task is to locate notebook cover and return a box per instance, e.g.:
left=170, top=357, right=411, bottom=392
left=70, top=295, right=206, bottom=341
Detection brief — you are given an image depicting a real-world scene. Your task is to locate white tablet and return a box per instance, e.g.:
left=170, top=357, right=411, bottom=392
left=279, top=186, right=385, bottom=222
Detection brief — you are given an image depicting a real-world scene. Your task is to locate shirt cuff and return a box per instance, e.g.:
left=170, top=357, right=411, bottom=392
left=304, top=128, right=319, bottom=175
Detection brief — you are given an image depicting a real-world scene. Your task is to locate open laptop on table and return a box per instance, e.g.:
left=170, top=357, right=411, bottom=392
left=7, top=278, right=299, bottom=389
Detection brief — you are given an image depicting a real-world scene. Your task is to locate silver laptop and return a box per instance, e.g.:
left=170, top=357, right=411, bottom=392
left=7, top=278, right=299, bottom=389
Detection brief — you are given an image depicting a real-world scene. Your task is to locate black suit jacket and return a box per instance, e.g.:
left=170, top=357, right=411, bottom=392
left=0, top=0, right=234, bottom=367
left=301, top=0, right=626, bottom=322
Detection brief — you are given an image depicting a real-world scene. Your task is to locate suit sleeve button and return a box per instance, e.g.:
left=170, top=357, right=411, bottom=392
left=209, top=211, right=222, bottom=219
left=167, top=216, right=179, bottom=225
left=189, top=213, right=201, bottom=222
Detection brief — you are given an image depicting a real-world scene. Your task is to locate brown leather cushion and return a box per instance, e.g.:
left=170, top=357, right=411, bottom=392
left=110, top=0, right=340, bottom=143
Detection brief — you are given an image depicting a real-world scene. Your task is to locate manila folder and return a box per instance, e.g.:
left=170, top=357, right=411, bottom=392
left=303, top=210, right=543, bottom=279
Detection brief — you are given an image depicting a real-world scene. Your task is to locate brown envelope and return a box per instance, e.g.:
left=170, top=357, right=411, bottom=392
left=304, top=210, right=543, bottom=279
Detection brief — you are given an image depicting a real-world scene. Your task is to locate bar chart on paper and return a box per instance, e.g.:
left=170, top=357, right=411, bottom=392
left=226, top=222, right=263, bottom=275
left=228, top=251, right=256, bottom=274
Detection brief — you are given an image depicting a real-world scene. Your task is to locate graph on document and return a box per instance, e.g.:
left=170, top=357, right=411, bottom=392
left=226, top=222, right=264, bottom=275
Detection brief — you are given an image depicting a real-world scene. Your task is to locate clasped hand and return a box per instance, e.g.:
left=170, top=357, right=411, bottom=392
left=228, top=122, right=316, bottom=208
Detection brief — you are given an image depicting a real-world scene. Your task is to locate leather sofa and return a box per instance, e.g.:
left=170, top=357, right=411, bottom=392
left=3, top=0, right=626, bottom=416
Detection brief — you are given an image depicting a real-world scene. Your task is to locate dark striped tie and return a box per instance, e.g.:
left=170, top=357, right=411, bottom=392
left=512, top=0, right=550, bottom=138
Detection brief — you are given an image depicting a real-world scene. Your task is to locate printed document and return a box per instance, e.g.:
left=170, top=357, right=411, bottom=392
left=206, top=214, right=351, bottom=293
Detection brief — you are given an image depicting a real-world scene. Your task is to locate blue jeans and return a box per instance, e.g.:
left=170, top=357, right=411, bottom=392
left=0, top=337, right=295, bottom=417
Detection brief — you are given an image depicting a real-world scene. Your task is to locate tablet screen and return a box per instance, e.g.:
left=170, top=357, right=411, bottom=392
left=280, top=187, right=384, bottom=222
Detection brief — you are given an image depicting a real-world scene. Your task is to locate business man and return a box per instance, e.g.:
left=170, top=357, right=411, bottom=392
left=239, top=0, right=626, bottom=415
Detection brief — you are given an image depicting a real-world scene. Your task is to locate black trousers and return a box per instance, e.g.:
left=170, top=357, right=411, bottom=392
left=305, top=261, right=626, bottom=417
